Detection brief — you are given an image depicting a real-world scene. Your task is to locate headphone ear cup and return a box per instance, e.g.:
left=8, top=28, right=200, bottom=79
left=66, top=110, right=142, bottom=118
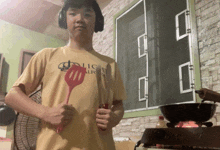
left=95, top=15, right=104, bottom=33
left=93, top=1, right=104, bottom=33
left=58, top=9, right=67, bottom=29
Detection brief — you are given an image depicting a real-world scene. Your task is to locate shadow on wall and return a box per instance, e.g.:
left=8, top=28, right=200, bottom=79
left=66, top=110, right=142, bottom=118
left=0, top=59, right=9, bottom=93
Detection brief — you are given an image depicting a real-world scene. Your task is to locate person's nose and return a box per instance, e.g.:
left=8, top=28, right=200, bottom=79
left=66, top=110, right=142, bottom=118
left=75, top=13, right=84, bottom=23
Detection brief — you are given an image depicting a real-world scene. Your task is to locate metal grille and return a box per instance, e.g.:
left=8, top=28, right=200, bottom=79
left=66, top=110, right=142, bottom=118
left=14, top=89, right=42, bottom=150
left=116, top=1, right=146, bottom=111
left=116, top=0, right=194, bottom=111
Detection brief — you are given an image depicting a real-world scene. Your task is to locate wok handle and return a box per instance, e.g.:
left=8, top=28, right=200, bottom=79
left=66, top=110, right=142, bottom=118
left=134, top=140, right=141, bottom=150
left=195, top=88, right=220, bottom=103
left=195, top=90, right=203, bottom=95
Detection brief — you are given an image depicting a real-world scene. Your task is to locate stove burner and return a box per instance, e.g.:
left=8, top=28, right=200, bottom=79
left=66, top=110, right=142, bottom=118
left=196, top=122, right=213, bottom=127
left=166, top=121, right=213, bottom=128
left=135, top=126, right=220, bottom=150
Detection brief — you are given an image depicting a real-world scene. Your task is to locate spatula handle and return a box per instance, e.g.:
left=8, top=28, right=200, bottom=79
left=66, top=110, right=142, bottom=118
left=56, top=125, right=63, bottom=133
left=64, top=87, right=72, bottom=104
left=56, top=87, right=72, bottom=133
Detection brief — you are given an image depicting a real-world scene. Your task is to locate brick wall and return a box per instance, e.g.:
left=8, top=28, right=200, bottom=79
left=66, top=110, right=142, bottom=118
left=195, top=0, right=220, bottom=135
left=93, top=0, right=220, bottom=143
left=195, top=0, right=220, bottom=129
left=93, top=0, right=134, bottom=58
left=196, top=0, right=220, bottom=91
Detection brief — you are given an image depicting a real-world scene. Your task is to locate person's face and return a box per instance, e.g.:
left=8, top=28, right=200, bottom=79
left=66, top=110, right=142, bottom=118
left=66, top=6, right=96, bottom=39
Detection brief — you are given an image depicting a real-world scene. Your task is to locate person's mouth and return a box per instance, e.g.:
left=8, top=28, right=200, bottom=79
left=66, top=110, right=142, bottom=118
left=74, top=26, right=86, bottom=29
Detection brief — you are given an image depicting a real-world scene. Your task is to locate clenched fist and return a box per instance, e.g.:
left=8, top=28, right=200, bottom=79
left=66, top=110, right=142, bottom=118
left=42, top=103, right=75, bottom=128
left=96, top=108, right=115, bottom=130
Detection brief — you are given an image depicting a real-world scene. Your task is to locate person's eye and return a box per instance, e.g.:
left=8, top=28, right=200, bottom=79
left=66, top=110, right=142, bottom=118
left=84, top=13, right=91, bottom=17
left=70, top=13, right=76, bottom=16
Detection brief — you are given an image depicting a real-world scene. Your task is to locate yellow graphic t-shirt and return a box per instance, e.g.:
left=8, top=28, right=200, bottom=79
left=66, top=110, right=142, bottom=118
left=13, top=46, right=127, bottom=150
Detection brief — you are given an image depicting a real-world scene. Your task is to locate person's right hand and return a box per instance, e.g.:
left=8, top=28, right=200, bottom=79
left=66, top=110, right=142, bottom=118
left=41, top=103, right=75, bottom=128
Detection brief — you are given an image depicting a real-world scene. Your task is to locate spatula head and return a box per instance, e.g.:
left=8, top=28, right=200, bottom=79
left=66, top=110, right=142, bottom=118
left=65, top=65, right=86, bottom=87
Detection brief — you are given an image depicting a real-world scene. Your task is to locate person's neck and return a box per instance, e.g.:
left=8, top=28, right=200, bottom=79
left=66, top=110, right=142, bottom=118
left=67, top=37, right=93, bottom=51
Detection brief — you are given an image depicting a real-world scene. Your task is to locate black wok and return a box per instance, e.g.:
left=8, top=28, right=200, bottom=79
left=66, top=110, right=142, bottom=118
left=0, top=105, right=16, bottom=126
left=159, top=89, right=220, bottom=127
left=159, top=103, right=217, bottom=126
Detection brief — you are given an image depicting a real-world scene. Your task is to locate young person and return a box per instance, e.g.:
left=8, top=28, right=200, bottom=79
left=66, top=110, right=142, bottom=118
left=5, top=0, right=127, bottom=150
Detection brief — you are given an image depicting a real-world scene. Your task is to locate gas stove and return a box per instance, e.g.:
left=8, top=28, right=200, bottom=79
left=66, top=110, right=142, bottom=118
left=135, top=125, right=220, bottom=150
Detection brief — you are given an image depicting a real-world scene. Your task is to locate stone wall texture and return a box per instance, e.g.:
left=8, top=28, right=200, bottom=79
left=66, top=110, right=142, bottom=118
left=93, top=0, right=220, bottom=143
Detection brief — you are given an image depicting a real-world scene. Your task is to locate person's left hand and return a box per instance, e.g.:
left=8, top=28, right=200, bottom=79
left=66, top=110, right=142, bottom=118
left=96, top=108, right=114, bottom=130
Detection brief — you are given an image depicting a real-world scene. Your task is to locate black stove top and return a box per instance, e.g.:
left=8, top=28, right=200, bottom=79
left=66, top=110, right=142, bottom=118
left=138, top=126, right=220, bottom=149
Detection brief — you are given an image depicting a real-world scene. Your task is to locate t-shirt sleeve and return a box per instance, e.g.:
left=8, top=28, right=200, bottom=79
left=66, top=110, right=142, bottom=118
left=112, top=62, right=127, bottom=101
left=13, top=49, right=49, bottom=95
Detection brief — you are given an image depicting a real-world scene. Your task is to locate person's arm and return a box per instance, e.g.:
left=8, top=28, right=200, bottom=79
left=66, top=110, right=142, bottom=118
left=5, top=85, right=46, bottom=119
left=5, top=85, right=75, bottom=127
left=109, top=100, right=124, bottom=127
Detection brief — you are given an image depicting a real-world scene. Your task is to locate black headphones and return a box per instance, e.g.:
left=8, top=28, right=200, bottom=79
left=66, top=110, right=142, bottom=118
left=58, top=1, right=104, bottom=33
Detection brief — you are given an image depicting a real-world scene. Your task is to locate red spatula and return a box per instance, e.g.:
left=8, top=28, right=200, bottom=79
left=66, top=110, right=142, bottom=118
left=56, top=65, right=86, bottom=133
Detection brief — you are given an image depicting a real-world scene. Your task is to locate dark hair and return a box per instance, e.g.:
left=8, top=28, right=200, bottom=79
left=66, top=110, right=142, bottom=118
left=58, top=0, right=104, bottom=33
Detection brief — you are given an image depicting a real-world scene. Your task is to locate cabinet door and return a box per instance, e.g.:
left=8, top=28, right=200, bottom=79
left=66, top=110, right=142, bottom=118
left=0, top=53, right=4, bottom=82
left=18, top=50, right=41, bottom=94
left=116, top=0, right=195, bottom=111
left=116, top=0, right=147, bottom=111
left=18, top=50, right=36, bottom=77
left=148, top=0, right=194, bottom=107
left=0, top=53, right=6, bottom=94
